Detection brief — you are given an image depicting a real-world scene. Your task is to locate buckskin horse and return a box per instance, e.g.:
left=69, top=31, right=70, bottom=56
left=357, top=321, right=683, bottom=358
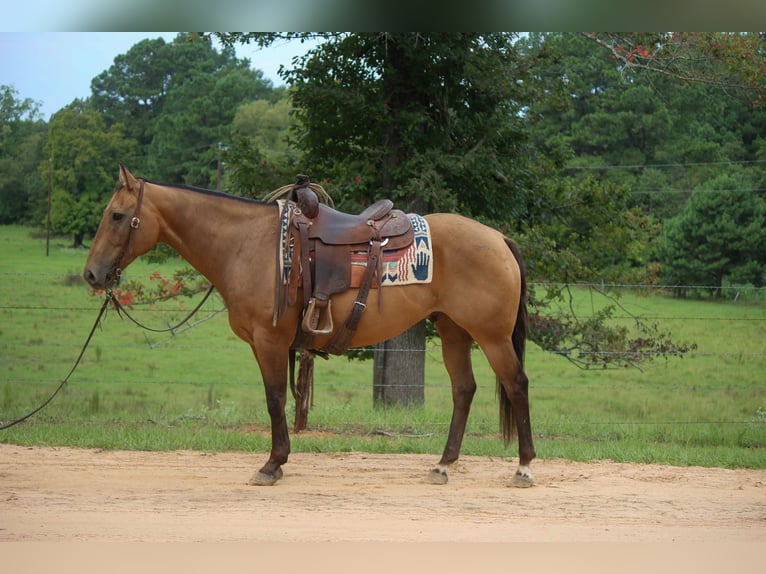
left=83, top=165, right=536, bottom=488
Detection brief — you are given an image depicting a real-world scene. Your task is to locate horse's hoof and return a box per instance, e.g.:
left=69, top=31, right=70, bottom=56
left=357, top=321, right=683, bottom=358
left=511, top=468, right=534, bottom=488
left=425, top=467, right=448, bottom=485
left=248, top=466, right=283, bottom=486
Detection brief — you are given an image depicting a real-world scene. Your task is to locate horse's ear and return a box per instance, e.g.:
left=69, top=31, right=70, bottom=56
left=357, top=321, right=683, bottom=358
left=118, top=164, right=139, bottom=191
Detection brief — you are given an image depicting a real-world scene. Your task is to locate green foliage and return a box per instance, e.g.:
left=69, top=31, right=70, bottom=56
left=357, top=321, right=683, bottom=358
left=141, top=243, right=176, bottom=264
left=520, top=176, right=659, bottom=285
left=91, top=33, right=275, bottom=187
left=6, top=32, right=765, bottom=374
left=585, top=33, right=766, bottom=106
left=0, top=85, right=46, bottom=224
left=517, top=31, right=766, bottom=315
left=656, top=172, right=766, bottom=296
left=0, top=85, right=42, bottom=124
left=282, top=32, right=548, bottom=221
left=520, top=32, right=766, bottom=224
left=528, top=287, right=697, bottom=369
left=231, top=97, right=297, bottom=166
left=219, top=32, right=702, bottom=370
left=117, top=268, right=211, bottom=307
left=90, top=37, right=173, bottom=149
left=147, top=64, right=269, bottom=187
left=223, top=134, right=293, bottom=198
left=43, top=107, right=138, bottom=246
left=224, top=96, right=299, bottom=196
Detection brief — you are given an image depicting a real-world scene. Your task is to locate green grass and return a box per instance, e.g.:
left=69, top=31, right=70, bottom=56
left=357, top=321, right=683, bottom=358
left=1, top=224, right=764, bottom=469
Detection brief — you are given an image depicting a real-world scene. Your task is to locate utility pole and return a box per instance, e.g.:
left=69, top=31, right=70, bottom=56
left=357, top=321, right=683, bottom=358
left=46, top=158, right=52, bottom=256
left=216, top=142, right=228, bottom=191
left=216, top=152, right=222, bottom=191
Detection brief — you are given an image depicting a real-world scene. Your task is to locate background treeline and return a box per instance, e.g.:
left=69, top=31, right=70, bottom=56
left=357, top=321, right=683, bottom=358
left=2, top=33, right=764, bottom=295
left=1, top=33, right=765, bottom=371
left=1, top=34, right=288, bottom=247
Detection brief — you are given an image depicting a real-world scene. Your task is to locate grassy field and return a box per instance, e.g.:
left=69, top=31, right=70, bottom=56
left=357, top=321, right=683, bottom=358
left=1, top=224, right=764, bottom=468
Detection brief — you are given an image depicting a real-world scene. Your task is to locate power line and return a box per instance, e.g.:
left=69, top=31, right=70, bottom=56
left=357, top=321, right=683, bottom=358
left=564, top=158, right=766, bottom=170
left=630, top=187, right=766, bottom=195
left=530, top=280, right=766, bottom=292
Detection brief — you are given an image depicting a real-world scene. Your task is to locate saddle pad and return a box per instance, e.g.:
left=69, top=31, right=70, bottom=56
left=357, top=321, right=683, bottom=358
left=350, top=214, right=433, bottom=288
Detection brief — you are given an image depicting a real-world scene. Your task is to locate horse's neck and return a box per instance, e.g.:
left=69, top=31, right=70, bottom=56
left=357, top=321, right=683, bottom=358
left=152, top=185, right=276, bottom=288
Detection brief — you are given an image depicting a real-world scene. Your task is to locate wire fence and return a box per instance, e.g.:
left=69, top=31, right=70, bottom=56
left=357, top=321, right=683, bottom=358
left=2, top=273, right=765, bottom=360
left=1, top=271, right=764, bottom=435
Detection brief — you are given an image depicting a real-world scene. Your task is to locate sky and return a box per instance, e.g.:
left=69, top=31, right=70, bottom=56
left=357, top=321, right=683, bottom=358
left=0, top=32, right=316, bottom=120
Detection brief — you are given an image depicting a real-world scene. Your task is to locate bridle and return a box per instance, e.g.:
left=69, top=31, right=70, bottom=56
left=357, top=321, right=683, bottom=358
left=103, top=176, right=217, bottom=332
left=108, top=178, right=146, bottom=288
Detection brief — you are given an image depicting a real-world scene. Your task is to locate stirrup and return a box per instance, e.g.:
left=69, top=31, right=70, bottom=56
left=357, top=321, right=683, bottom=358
left=301, top=298, right=334, bottom=335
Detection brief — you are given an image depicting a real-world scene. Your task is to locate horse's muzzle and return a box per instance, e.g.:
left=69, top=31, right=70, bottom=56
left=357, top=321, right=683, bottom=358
left=83, top=267, right=114, bottom=290
left=83, top=268, right=101, bottom=289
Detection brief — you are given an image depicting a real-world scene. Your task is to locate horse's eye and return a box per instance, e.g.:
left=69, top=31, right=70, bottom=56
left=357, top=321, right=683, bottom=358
left=112, top=212, right=125, bottom=222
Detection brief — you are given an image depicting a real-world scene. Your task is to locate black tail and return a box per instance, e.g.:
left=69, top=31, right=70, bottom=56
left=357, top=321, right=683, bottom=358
left=499, top=237, right=527, bottom=446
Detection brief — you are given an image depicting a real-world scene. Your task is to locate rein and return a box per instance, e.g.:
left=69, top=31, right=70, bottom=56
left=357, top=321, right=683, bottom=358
left=109, top=284, right=216, bottom=333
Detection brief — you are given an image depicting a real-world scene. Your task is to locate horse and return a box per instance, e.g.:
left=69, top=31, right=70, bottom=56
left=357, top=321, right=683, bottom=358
left=83, top=165, right=536, bottom=488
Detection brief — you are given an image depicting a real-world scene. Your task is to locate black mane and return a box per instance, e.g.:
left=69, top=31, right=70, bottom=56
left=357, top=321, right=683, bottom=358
left=149, top=179, right=270, bottom=205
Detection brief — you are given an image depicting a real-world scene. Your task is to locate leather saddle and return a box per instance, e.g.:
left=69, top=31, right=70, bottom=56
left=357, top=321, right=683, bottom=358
left=287, top=179, right=414, bottom=355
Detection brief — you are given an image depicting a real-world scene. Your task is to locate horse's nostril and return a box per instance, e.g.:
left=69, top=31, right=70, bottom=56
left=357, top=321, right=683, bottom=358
left=84, top=269, right=96, bottom=286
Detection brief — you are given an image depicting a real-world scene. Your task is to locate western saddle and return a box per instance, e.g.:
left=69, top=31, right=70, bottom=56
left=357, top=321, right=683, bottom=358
left=286, top=175, right=414, bottom=355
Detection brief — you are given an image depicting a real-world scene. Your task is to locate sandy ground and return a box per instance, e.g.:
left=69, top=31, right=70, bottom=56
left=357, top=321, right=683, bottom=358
left=0, top=443, right=763, bottom=544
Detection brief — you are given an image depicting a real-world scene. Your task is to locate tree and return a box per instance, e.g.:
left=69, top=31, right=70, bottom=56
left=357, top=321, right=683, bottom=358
left=147, top=65, right=271, bottom=187
left=515, top=35, right=668, bottom=294
left=90, top=37, right=175, bottom=150
left=0, top=85, right=46, bottom=224
left=271, top=32, right=552, bottom=406
left=91, top=33, right=275, bottom=186
left=225, top=95, right=299, bottom=196
left=232, top=97, right=297, bottom=165
left=656, top=172, right=766, bottom=297
left=44, top=105, right=137, bottom=246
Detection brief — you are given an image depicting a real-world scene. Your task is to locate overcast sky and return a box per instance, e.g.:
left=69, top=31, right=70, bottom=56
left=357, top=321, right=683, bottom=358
left=0, top=33, right=315, bottom=120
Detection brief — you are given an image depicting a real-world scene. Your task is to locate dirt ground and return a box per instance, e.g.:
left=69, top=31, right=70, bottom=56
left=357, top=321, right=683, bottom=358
left=1, top=443, right=763, bottom=544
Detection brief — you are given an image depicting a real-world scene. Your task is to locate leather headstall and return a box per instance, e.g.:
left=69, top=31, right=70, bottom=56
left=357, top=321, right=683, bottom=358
left=110, top=178, right=146, bottom=287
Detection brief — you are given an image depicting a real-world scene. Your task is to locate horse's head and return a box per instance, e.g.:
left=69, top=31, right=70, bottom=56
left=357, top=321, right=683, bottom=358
left=83, top=164, right=158, bottom=290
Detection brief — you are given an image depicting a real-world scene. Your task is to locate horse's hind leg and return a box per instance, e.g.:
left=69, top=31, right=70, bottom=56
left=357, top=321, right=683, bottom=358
left=481, top=340, right=536, bottom=487
left=426, top=314, right=477, bottom=484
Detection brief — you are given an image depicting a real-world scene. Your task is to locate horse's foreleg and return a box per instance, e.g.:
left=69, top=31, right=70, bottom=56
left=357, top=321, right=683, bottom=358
left=427, top=315, right=477, bottom=485
left=248, top=350, right=291, bottom=486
